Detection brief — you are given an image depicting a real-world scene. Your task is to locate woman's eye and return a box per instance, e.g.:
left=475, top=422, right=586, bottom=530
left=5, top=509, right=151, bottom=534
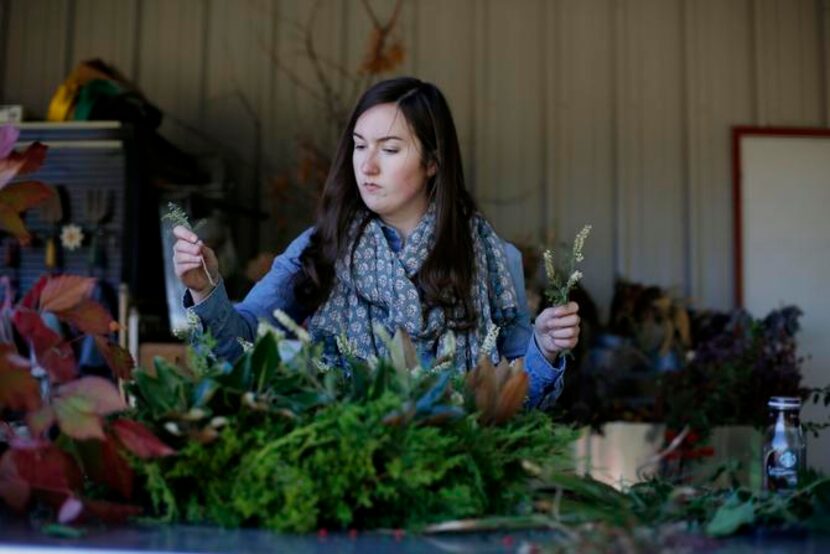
left=354, top=144, right=366, bottom=150
left=383, top=148, right=400, bottom=154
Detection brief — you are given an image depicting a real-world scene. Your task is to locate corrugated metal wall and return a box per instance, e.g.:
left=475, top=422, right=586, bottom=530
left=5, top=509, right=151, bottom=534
left=2, top=0, right=829, bottom=318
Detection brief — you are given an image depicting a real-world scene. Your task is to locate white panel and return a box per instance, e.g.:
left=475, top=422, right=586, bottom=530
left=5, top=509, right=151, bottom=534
left=823, top=0, right=830, bottom=124
left=546, top=0, right=616, bottom=318
left=203, top=0, right=277, bottom=254
left=3, top=0, right=69, bottom=119
left=411, top=0, right=476, bottom=177
left=615, top=0, right=686, bottom=291
left=261, top=0, right=348, bottom=250
left=754, top=0, right=823, bottom=125
left=474, top=0, right=545, bottom=244
left=71, top=0, right=138, bottom=78
left=0, top=0, right=7, bottom=99
left=138, top=0, right=207, bottom=149
left=2, top=0, right=828, bottom=317
left=741, top=135, right=830, bottom=473
left=685, top=0, right=754, bottom=310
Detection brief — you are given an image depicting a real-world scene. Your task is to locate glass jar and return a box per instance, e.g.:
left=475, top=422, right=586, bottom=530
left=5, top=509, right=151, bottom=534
left=762, top=396, right=806, bottom=492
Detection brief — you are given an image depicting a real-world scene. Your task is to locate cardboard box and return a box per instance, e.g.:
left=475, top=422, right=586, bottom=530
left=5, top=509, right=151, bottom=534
left=139, top=342, right=188, bottom=371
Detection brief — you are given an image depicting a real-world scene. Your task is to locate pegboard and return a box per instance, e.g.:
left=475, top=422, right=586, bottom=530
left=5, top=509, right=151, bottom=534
left=1, top=122, right=136, bottom=300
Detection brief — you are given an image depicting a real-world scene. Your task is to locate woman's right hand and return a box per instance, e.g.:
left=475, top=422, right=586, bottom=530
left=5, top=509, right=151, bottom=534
left=172, top=225, right=219, bottom=302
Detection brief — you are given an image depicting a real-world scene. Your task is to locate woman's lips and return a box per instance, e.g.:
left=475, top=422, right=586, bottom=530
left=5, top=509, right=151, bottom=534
left=363, top=182, right=382, bottom=193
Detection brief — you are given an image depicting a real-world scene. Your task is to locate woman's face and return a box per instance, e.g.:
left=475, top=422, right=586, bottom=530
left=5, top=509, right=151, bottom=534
left=353, top=102, right=435, bottom=236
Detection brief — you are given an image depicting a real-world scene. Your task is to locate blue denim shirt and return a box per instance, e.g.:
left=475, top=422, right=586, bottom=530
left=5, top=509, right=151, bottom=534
left=185, top=226, right=565, bottom=409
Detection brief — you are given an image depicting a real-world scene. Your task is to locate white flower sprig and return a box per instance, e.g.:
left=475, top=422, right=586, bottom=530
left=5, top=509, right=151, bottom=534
left=162, top=202, right=216, bottom=287
left=542, top=225, right=591, bottom=358
left=273, top=309, right=311, bottom=343
left=543, top=225, right=591, bottom=307
left=480, top=323, right=500, bottom=360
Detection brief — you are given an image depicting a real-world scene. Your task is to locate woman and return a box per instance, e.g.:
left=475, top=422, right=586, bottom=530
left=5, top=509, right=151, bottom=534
left=172, top=77, right=580, bottom=409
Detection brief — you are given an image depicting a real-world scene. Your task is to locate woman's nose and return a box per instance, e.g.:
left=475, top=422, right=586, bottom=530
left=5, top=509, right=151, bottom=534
left=361, top=151, right=379, bottom=175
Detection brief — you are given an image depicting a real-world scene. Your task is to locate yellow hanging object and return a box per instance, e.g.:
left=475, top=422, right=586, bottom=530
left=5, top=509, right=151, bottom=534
left=47, top=82, right=79, bottom=122
left=47, top=62, right=106, bottom=122
left=45, top=236, right=57, bottom=269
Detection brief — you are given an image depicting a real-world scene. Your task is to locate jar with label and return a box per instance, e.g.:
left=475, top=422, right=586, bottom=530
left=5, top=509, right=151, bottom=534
left=762, top=396, right=806, bottom=492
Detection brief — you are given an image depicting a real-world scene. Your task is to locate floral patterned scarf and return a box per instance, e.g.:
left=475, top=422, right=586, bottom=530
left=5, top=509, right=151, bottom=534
left=308, top=204, right=518, bottom=370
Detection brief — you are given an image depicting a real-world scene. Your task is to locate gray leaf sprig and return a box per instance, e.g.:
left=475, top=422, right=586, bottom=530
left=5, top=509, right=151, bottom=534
left=162, top=202, right=216, bottom=287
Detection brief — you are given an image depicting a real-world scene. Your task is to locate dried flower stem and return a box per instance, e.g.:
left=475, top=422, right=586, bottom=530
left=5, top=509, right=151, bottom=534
left=543, top=224, right=592, bottom=358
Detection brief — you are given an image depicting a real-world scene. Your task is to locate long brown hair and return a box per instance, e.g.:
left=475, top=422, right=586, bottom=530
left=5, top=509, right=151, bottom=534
left=294, top=77, right=478, bottom=329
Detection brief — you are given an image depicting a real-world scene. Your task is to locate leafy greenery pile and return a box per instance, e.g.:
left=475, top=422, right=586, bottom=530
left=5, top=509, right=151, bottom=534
left=535, top=466, right=830, bottom=551
left=129, top=321, right=830, bottom=541
left=129, top=324, right=577, bottom=532
left=659, top=306, right=810, bottom=436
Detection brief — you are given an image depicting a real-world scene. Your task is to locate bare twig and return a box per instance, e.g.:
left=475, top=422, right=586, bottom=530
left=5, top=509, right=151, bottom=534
left=359, top=0, right=383, bottom=29
left=635, top=425, right=691, bottom=481
left=304, top=0, right=347, bottom=129
left=258, top=38, right=329, bottom=106
left=351, top=0, right=404, bottom=104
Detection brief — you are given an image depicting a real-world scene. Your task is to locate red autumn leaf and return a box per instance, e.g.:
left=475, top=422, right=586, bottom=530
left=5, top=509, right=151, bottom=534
left=39, top=275, right=96, bottom=313
left=58, top=495, right=84, bottom=524
left=94, top=336, right=135, bottom=380
left=26, top=405, right=56, bottom=437
left=0, top=204, right=29, bottom=244
left=13, top=445, right=83, bottom=493
left=0, top=141, right=48, bottom=188
left=100, top=436, right=133, bottom=499
left=53, top=395, right=105, bottom=441
left=82, top=499, right=142, bottom=524
left=75, top=435, right=136, bottom=500
left=0, top=369, right=40, bottom=412
left=11, top=307, right=61, bottom=353
left=21, top=275, right=48, bottom=310
left=111, top=419, right=175, bottom=459
left=12, top=307, right=78, bottom=383
left=0, top=180, right=53, bottom=212
left=0, top=343, right=28, bottom=367
left=0, top=345, right=40, bottom=412
left=14, top=142, right=47, bottom=175
left=39, top=341, right=77, bottom=384
left=55, top=298, right=113, bottom=335
left=58, top=376, right=127, bottom=415
left=72, top=437, right=107, bottom=492
left=0, top=181, right=53, bottom=244
left=52, top=377, right=126, bottom=441
left=0, top=450, right=31, bottom=511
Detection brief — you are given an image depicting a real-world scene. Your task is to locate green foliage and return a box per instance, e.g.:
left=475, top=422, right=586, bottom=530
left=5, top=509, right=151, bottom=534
left=128, top=323, right=577, bottom=532
left=128, top=321, right=829, bottom=541
left=536, top=465, right=830, bottom=547
left=161, top=202, right=196, bottom=231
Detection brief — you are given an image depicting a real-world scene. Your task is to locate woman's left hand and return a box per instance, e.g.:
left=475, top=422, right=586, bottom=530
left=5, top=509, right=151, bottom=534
left=534, top=302, right=581, bottom=362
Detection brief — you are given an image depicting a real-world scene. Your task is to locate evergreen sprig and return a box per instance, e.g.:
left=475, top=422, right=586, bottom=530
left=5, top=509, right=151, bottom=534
left=162, top=202, right=216, bottom=287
